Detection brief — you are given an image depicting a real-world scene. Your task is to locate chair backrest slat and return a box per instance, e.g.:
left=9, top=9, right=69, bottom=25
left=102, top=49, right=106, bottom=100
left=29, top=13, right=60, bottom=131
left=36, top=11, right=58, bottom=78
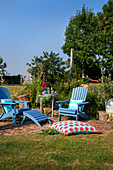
left=0, top=87, right=12, bottom=114
left=0, top=87, right=11, bottom=100
left=71, top=87, right=88, bottom=101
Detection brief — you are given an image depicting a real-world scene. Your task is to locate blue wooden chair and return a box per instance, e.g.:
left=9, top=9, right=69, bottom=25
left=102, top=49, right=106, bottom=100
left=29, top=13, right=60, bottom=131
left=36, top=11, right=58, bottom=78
left=56, top=87, right=89, bottom=121
left=0, top=87, right=51, bottom=126
left=0, top=87, right=31, bottom=124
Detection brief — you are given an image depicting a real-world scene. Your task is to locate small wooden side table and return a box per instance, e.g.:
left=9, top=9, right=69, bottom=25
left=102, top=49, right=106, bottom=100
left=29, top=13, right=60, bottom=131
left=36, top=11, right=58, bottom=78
left=39, top=94, right=58, bottom=117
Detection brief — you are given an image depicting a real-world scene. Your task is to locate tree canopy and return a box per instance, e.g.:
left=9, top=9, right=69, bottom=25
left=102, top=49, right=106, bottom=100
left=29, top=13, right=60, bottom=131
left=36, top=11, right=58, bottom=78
left=0, top=57, right=7, bottom=76
left=27, top=51, right=66, bottom=85
left=96, top=0, right=113, bottom=79
left=62, top=5, right=99, bottom=78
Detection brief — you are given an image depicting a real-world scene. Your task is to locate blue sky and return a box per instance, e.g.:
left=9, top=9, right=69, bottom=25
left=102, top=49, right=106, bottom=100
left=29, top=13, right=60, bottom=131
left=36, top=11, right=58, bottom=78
left=0, top=0, right=108, bottom=76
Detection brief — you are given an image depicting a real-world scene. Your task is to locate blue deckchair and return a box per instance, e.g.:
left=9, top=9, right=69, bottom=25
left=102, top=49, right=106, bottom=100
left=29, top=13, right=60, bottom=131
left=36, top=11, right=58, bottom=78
left=0, top=87, right=51, bottom=126
left=56, top=87, right=89, bottom=121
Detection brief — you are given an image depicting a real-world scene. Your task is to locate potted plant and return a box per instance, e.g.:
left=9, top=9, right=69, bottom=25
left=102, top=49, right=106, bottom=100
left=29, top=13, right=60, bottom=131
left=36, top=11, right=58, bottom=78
left=41, top=82, right=49, bottom=95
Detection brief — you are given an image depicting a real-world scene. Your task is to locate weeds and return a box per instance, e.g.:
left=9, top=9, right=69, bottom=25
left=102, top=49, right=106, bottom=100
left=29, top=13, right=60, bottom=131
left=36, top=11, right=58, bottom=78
left=41, top=129, right=55, bottom=135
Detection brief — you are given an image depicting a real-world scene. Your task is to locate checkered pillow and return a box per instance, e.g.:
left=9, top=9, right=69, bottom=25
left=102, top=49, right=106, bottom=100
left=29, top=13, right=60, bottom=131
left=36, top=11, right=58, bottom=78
left=49, top=121, right=100, bottom=135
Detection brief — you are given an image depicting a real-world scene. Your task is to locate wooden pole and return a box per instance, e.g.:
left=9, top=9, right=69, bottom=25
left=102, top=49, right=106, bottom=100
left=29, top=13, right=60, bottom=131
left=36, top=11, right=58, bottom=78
left=69, top=48, right=74, bottom=81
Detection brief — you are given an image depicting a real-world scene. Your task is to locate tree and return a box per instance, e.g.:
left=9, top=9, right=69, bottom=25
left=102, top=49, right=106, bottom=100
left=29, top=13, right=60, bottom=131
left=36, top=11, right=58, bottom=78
left=62, top=5, right=99, bottom=79
left=96, top=0, right=113, bottom=81
left=0, top=57, right=7, bottom=76
left=27, top=51, right=66, bottom=85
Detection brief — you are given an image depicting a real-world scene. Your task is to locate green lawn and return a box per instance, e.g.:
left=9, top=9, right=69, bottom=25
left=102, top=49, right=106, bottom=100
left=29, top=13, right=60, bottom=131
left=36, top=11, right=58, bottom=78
left=0, top=134, right=113, bottom=169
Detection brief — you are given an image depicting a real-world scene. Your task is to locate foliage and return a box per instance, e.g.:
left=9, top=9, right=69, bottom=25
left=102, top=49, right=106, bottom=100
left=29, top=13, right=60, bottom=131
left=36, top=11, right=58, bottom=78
left=85, top=76, right=113, bottom=118
left=21, top=79, right=58, bottom=108
left=20, top=69, right=47, bottom=107
left=27, top=51, right=67, bottom=86
left=62, top=2, right=113, bottom=80
left=20, top=79, right=82, bottom=108
left=1, top=75, right=22, bottom=85
left=54, top=79, right=81, bottom=102
left=96, top=0, right=113, bottom=81
left=97, top=76, right=113, bottom=102
left=62, top=5, right=99, bottom=79
left=0, top=57, right=7, bottom=76
left=80, top=77, right=90, bottom=84
left=84, top=87, right=105, bottom=118
left=41, top=129, right=55, bottom=135
left=20, top=79, right=40, bottom=107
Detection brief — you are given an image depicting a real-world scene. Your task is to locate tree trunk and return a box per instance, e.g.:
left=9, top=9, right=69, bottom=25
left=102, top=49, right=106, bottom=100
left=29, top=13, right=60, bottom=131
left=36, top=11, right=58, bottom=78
left=69, top=48, right=74, bottom=82
left=101, top=67, right=104, bottom=83
left=82, top=59, right=85, bottom=78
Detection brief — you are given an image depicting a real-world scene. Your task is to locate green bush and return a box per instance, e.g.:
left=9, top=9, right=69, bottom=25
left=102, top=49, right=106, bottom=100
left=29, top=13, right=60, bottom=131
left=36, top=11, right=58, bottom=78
left=19, top=79, right=41, bottom=107
left=54, top=79, right=81, bottom=101
left=85, top=77, right=113, bottom=119
left=84, top=87, right=105, bottom=119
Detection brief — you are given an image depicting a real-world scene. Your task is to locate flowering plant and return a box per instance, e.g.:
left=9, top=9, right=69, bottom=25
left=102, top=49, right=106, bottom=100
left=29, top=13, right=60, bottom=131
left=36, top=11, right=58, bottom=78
left=42, top=82, right=49, bottom=88
left=39, top=82, right=49, bottom=95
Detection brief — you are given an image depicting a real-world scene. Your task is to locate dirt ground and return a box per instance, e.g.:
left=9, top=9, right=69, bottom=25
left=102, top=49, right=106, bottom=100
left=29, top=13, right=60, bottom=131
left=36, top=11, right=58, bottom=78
left=0, top=115, right=113, bottom=136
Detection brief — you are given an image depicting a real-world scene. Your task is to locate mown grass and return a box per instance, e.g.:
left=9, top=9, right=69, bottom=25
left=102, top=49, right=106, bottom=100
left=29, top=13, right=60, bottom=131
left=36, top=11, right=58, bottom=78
left=0, top=134, right=113, bottom=169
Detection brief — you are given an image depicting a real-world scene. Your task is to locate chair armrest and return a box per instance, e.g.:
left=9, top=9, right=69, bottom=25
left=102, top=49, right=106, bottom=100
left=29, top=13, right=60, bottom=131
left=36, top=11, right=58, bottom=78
left=14, top=100, right=31, bottom=108
left=77, top=102, right=89, bottom=106
left=14, top=101, right=31, bottom=104
left=56, top=100, right=69, bottom=104
left=56, top=100, right=69, bottom=108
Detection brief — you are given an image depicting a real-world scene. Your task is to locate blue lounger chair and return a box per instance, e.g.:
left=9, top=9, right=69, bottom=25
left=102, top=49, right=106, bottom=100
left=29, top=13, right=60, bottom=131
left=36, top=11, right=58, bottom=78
left=56, top=87, right=89, bottom=121
left=0, top=87, right=51, bottom=126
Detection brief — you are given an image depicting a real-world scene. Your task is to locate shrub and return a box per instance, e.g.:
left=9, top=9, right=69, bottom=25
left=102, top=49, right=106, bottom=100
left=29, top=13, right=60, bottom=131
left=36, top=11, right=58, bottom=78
left=84, top=77, right=113, bottom=119
left=19, top=78, right=41, bottom=107
left=84, top=87, right=105, bottom=119
left=54, top=79, right=81, bottom=101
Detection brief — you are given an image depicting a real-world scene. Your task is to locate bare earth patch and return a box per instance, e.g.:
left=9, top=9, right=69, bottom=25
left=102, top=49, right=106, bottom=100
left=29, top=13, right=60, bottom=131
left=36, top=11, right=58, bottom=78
left=0, top=116, right=113, bottom=136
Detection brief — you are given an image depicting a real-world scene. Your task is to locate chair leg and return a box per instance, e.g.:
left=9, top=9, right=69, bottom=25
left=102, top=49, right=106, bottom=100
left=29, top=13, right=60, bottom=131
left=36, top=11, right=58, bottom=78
left=21, top=116, right=26, bottom=124
left=59, top=114, right=61, bottom=121
left=76, top=115, right=78, bottom=121
left=48, top=119, right=52, bottom=124
left=12, top=116, right=16, bottom=124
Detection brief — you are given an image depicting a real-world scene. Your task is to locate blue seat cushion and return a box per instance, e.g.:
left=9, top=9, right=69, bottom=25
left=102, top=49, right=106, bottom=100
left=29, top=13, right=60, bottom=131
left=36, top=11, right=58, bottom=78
left=1, top=99, right=13, bottom=113
left=68, top=99, right=83, bottom=110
